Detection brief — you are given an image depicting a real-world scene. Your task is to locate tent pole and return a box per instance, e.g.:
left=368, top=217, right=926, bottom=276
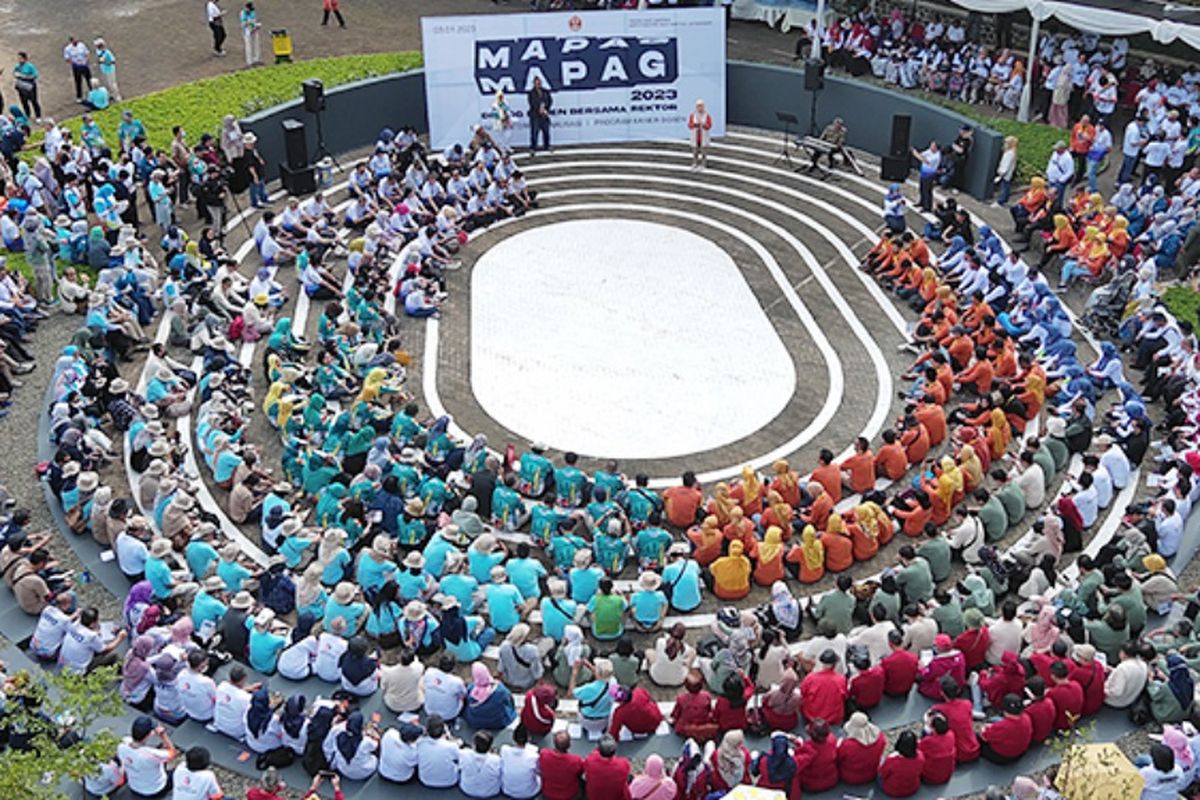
left=1017, top=13, right=1040, bottom=122
left=812, top=0, right=825, bottom=60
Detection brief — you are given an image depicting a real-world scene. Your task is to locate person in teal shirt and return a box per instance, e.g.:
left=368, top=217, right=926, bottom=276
left=356, top=537, right=398, bottom=593
left=554, top=452, right=588, bottom=508
left=116, top=109, right=146, bottom=151
left=418, top=474, right=449, bottom=516
left=540, top=579, right=577, bottom=642
left=661, top=546, right=703, bottom=612
left=12, top=54, right=40, bottom=118
left=517, top=444, right=554, bottom=497
left=248, top=610, right=288, bottom=674
left=279, top=529, right=318, bottom=569
left=568, top=550, right=604, bottom=605
left=396, top=552, right=434, bottom=601
left=586, top=488, right=623, bottom=535
left=84, top=79, right=109, bottom=111
left=324, top=583, right=367, bottom=635
left=191, top=577, right=228, bottom=629
left=630, top=571, right=669, bottom=631
left=483, top=566, right=526, bottom=634
left=422, top=526, right=464, bottom=578
left=491, top=475, right=528, bottom=531
left=468, top=534, right=507, bottom=584
left=184, top=527, right=220, bottom=579
left=549, top=525, right=588, bottom=575
left=592, top=462, right=625, bottom=501
left=390, top=402, right=424, bottom=445
left=531, top=500, right=568, bottom=548
left=505, top=542, right=548, bottom=602
left=573, top=664, right=615, bottom=727
left=216, top=545, right=254, bottom=593
left=634, top=512, right=673, bottom=570
left=593, top=519, right=631, bottom=576
left=397, top=499, right=429, bottom=546
left=439, top=555, right=481, bottom=613
left=622, top=475, right=663, bottom=528
left=144, top=548, right=175, bottom=599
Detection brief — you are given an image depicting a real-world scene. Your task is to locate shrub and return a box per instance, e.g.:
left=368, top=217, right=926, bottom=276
left=940, top=100, right=1064, bottom=185
left=1163, top=284, right=1200, bottom=327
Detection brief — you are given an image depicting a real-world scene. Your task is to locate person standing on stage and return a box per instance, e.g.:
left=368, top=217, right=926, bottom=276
left=491, top=90, right=514, bottom=154
left=687, top=100, right=713, bottom=170
left=528, top=78, right=552, bottom=154
left=912, top=140, right=941, bottom=212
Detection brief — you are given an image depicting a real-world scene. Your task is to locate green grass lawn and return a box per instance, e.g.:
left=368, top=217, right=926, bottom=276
left=1163, top=284, right=1200, bottom=327
left=938, top=100, right=1064, bottom=186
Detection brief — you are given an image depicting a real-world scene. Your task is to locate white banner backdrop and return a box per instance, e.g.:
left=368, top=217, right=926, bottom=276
left=421, top=8, right=726, bottom=150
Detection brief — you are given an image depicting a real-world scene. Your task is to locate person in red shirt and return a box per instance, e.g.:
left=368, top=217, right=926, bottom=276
left=800, top=650, right=848, bottom=726
left=799, top=483, right=833, bottom=530
left=670, top=670, right=718, bottom=742
left=918, top=711, right=957, bottom=785
left=953, top=608, right=991, bottom=670
left=956, top=346, right=995, bottom=396
left=752, top=732, right=798, bottom=795
left=248, top=769, right=291, bottom=800
left=609, top=686, right=664, bottom=739
left=520, top=682, right=559, bottom=737
left=978, top=694, right=1034, bottom=764
left=1047, top=661, right=1085, bottom=731
left=810, top=448, right=843, bottom=503
left=837, top=711, right=886, bottom=785
left=899, top=416, right=931, bottom=464
left=1068, top=644, right=1107, bottom=717
left=891, top=493, right=932, bottom=537
left=882, top=630, right=920, bottom=697
left=582, top=736, right=631, bottom=800
left=672, top=740, right=712, bottom=800
left=839, top=436, right=876, bottom=495
left=929, top=676, right=980, bottom=763
left=713, top=674, right=749, bottom=736
left=540, top=731, right=586, bottom=800
left=848, top=654, right=886, bottom=711
left=913, top=399, right=947, bottom=447
left=1029, top=640, right=1071, bottom=684
left=874, top=430, right=909, bottom=480
left=663, top=472, right=704, bottom=528
left=979, top=651, right=1026, bottom=711
left=795, top=719, right=838, bottom=794
left=879, top=730, right=925, bottom=798
left=709, top=730, right=751, bottom=792
left=1023, top=677, right=1056, bottom=744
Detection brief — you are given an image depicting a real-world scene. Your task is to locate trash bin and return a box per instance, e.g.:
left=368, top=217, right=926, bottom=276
left=316, top=157, right=334, bottom=189
left=271, top=29, right=293, bottom=63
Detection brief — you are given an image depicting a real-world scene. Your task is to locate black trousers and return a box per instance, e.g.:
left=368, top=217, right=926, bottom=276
left=210, top=21, right=227, bottom=52
left=530, top=117, right=550, bottom=151
left=71, top=64, right=92, bottom=99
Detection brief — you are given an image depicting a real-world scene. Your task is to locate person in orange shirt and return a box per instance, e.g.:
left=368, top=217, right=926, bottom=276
left=687, top=515, right=724, bottom=566
left=811, top=448, right=842, bottom=504
left=729, top=466, right=764, bottom=517
left=987, top=407, right=1011, bottom=460
left=706, top=482, right=737, bottom=527
left=864, top=232, right=899, bottom=276
left=722, top=506, right=759, bottom=560
left=753, top=526, right=786, bottom=586
left=786, top=524, right=825, bottom=583
left=1069, top=115, right=1094, bottom=179
left=913, top=400, right=947, bottom=448
left=768, top=459, right=801, bottom=508
left=874, top=430, right=908, bottom=481
left=709, top=540, right=751, bottom=601
left=820, top=518, right=854, bottom=572
left=1011, top=176, right=1047, bottom=236
left=839, top=436, right=876, bottom=495
left=859, top=501, right=893, bottom=547
left=906, top=233, right=932, bottom=267
left=801, top=482, right=833, bottom=531
left=891, top=493, right=932, bottom=537
left=991, top=335, right=1018, bottom=380
left=760, top=490, right=794, bottom=535
left=945, top=328, right=974, bottom=372
left=961, top=292, right=995, bottom=332
left=899, top=416, right=931, bottom=465
left=845, top=508, right=878, bottom=562
left=663, top=472, right=704, bottom=528
left=956, top=346, right=995, bottom=396
left=1038, top=214, right=1077, bottom=270
left=1107, top=216, right=1129, bottom=260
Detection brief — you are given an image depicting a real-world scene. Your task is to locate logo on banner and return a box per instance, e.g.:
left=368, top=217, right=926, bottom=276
left=474, top=35, right=678, bottom=94
left=568, top=15, right=582, bottom=32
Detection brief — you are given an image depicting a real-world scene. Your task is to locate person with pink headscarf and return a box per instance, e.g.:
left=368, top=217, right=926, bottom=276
left=630, top=754, right=678, bottom=800
left=1024, top=604, right=1062, bottom=655
left=917, top=634, right=967, bottom=699
left=464, top=662, right=516, bottom=730
left=1011, top=774, right=1064, bottom=799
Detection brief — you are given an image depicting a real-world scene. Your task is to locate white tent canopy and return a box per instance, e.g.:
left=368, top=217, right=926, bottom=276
left=949, top=0, right=1200, bottom=51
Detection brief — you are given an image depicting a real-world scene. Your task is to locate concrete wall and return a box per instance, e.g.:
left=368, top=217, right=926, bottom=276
left=240, top=63, right=1002, bottom=199
left=727, top=60, right=1003, bottom=199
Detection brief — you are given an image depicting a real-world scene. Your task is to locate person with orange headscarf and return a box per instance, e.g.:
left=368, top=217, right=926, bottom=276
left=753, top=526, right=786, bottom=586
left=1038, top=214, right=1077, bottom=270
left=760, top=490, right=794, bottom=535
left=687, top=515, right=724, bottom=566
left=1107, top=215, right=1130, bottom=259
left=987, top=407, right=1011, bottom=459
left=820, top=516, right=854, bottom=572
left=706, top=483, right=737, bottom=527
left=800, top=482, right=833, bottom=531
left=1057, top=225, right=1109, bottom=289
left=845, top=508, right=878, bottom=562
left=722, top=506, right=758, bottom=560
left=709, top=540, right=751, bottom=600
left=730, top=466, right=764, bottom=517
left=768, top=460, right=800, bottom=507
left=786, top=524, right=826, bottom=583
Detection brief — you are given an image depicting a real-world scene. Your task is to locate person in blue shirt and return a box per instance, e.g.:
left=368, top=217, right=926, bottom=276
left=439, top=596, right=493, bottom=662
left=191, top=575, right=228, bottom=630
left=549, top=520, right=588, bottom=575
left=630, top=571, right=669, bottom=632
left=398, top=600, right=442, bottom=655
left=279, top=527, right=318, bottom=570
left=247, top=608, right=288, bottom=674
left=184, top=525, right=220, bottom=579
left=554, top=452, right=588, bottom=508
left=216, top=543, right=255, bottom=593
left=356, top=536, right=398, bottom=593
left=397, top=551, right=434, bottom=601
left=145, top=538, right=184, bottom=600
left=568, top=549, right=604, bottom=606
left=422, top=525, right=466, bottom=578
left=483, top=565, right=528, bottom=634
left=593, top=518, right=631, bottom=577
left=324, top=582, right=367, bottom=635
left=366, top=581, right=403, bottom=642
left=319, top=528, right=353, bottom=586
left=572, top=658, right=616, bottom=735
left=505, top=542, right=548, bottom=602
left=660, top=544, right=703, bottom=613
left=592, top=461, right=625, bottom=501
left=585, top=487, right=624, bottom=537
left=530, top=498, right=568, bottom=548
left=491, top=474, right=528, bottom=531
left=622, top=474, right=662, bottom=529
left=468, top=534, right=507, bottom=584
left=539, top=578, right=577, bottom=642
left=517, top=444, right=554, bottom=497
left=397, top=498, right=429, bottom=546
left=439, top=551, right=481, bottom=613
left=634, top=511, right=673, bottom=570
left=84, top=78, right=109, bottom=111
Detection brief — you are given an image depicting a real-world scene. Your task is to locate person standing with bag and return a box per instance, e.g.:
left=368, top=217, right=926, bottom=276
left=13, top=53, right=41, bottom=119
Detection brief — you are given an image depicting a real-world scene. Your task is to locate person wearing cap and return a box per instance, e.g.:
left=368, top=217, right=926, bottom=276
left=145, top=537, right=198, bottom=601
left=799, top=649, right=848, bottom=725
left=917, top=634, right=967, bottom=699
left=356, top=534, right=398, bottom=593
left=247, top=607, right=288, bottom=674
left=630, top=570, right=669, bottom=632
left=484, top=565, right=529, bottom=635
left=324, top=582, right=367, bottom=636
left=191, top=575, right=229, bottom=631
left=661, top=541, right=703, bottom=613
left=117, top=716, right=178, bottom=799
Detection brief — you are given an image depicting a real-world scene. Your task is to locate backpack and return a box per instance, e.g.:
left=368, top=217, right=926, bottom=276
left=225, top=315, right=245, bottom=342
left=259, top=568, right=296, bottom=616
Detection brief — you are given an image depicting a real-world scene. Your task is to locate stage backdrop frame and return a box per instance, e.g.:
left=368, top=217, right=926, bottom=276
left=420, top=8, right=727, bottom=150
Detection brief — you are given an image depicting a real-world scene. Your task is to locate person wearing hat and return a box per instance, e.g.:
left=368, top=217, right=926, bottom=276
left=248, top=607, right=288, bottom=674
left=484, top=565, right=532, bottom=635
left=467, top=533, right=507, bottom=585
left=421, top=524, right=466, bottom=579
left=191, top=574, right=229, bottom=631
left=396, top=497, right=430, bottom=547
left=278, top=523, right=320, bottom=570
left=397, top=600, right=441, bottom=655
left=115, top=514, right=152, bottom=581
left=978, top=693, right=1033, bottom=764
left=325, top=582, right=367, bottom=636
left=117, top=716, right=179, bottom=798
left=630, top=571, right=668, bottom=633
left=355, top=533, right=398, bottom=594
left=184, top=522, right=220, bottom=582
left=397, top=550, right=435, bottom=602
left=145, top=537, right=199, bottom=601
left=214, top=590, right=256, bottom=660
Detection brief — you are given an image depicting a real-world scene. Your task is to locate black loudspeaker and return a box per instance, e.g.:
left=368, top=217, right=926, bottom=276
left=302, top=78, right=325, bottom=113
left=889, top=114, right=912, bottom=158
left=280, top=163, right=316, bottom=196
left=804, top=59, right=825, bottom=91
left=281, top=118, right=308, bottom=170
left=880, top=155, right=910, bottom=182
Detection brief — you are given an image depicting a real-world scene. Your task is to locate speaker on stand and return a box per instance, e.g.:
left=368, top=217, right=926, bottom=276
left=804, top=58, right=825, bottom=136
left=880, top=113, right=912, bottom=182
left=279, top=118, right=315, bottom=194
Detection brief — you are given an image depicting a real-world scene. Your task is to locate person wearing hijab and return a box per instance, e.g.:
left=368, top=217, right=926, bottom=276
left=786, top=524, right=825, bottom=584
left=822, top=513, right=856, bottom=571
left=552, top=624, right=592, bottom=688
left=151, top=652, right=188, bottom=724
left=1147, top=655, right=1195, bottom=724
left=763, top=581, right=802, bottom=640
left=979, top=650, right=1026, bottom=711
left=120, top=635, right=158, bottom=710
left=631, top=753, right=677, bottom=800
left=730, top=466, right=764, bottom=516
left=761, top=668, right=801, bottom=731
left=960, top=573, right=995, bottom=616
left=610, top=685, right=664, bottom=739
left=918, top=634, right=967, bottom=699
left=243, top=687, right=284, bottom=756
left=324, top=711, right=378, bottom=780
left=753, top=526, right=785, bottom=586
left=686, top=515, right=724, bottom=567
left=836, top=710, right=885, bottom=785
left=337, top=636, right=379, bottom=697
left=519, top=681, right=559, bottom=737
left=709, top=540, right=750, bottom=600
left=279, top=694, right=309, bottom=756
left=751, top=732, right=796, bottom=794
left=710, top=729, right=750, bottom=792
left=465, top=662, right=517, bottom=730
left=706, top=483, right=737, bottom=527
left=672, top=739, right=713, bottom=800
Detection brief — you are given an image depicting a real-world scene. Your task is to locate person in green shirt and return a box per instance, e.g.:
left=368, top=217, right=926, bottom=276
left=1074, top=555, right=1104, bottom=613
left=916, top=525, right=952, bottom=582
left=930, top=588, right=965, bottom=637
left=1101, top=572, right=1146, bottom=636
left=896, top=545, right=933, bottom=604
left=1028, top=439, right=1057, bottom=489
left=1084, top=603, right=1128, bottom=664
left=971, top=488, right=1008, bottom=543
left=991, top=469, right=1026, bottom=530
left=811, top=574, right=856, bottom=635
left=1041, top=418, right=1071, bottom=472
left=1146, top=654, right=1192, bottom=724
left=587, top=578, right=628, bottom=641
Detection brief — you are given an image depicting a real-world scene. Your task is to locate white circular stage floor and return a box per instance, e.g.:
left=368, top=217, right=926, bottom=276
left=469, top=218, right=796, bottom=460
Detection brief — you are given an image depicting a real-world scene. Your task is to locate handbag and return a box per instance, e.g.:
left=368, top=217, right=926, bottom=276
left=14, top=78, right=34, bottom=93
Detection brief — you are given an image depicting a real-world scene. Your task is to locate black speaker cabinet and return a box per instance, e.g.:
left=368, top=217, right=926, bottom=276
left=889, top=114, right=912, bottom=158
left=880, top=155, right=910, bottom=182
left=302, top=78, right=325, bottom=113
left=280, top=163, right=316, bottom=196
left=804, top=58, right=825, bottom=91
left=281, top=118, right=308, bottom=170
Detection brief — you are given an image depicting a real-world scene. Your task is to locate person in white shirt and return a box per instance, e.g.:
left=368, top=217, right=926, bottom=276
left=29, top=592, right=76, bottom=660
left=314, top=617, right=350, bottom=682
left=460, top=731, right=503, bottom=798
left=323, top=711, right=379, bottom=780
left=847, top=605, right=894, bottom=664
left=1013, top=452, right=1046, bottom=509
left=206, top=0, right=228, bottom=56
left=277, top=620, right=320, bottom=680
left=116, top=525, right=151, bottom=579
left=178, top=651, right=218, bottom=722
left=1104, top=640, right=1149, bottom=708
left=214, top=665, right=259, bottom=740
left=947, top=508, right=985, bottom=566
left=1120, top=112, right=1149, bottom=184
left=423, top=653, right=468, bottom=719
left=172, top=746, right=223, bottom=800
left=62, top=36, right=92, bottom=103
left=500, top=725, right=541, bottom=799
left=379, top=724, right=423, bottom=783
left=1096, top=433, right=1131, bottom=489
left=117, top=716, right=177, bottom=799
left=1070, top=472, right=1100, bottom=528
left=417, top=715, right=462, bottom=789
left=1083, top=455, right=1113, bottom=509
left=59, top=606, right=126, bottom=674
left=1045, top=141, right=1074, bottom=205
left=985, top=601, right=1024, bottom=665
left=243, top=687, right=285, bottom=755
